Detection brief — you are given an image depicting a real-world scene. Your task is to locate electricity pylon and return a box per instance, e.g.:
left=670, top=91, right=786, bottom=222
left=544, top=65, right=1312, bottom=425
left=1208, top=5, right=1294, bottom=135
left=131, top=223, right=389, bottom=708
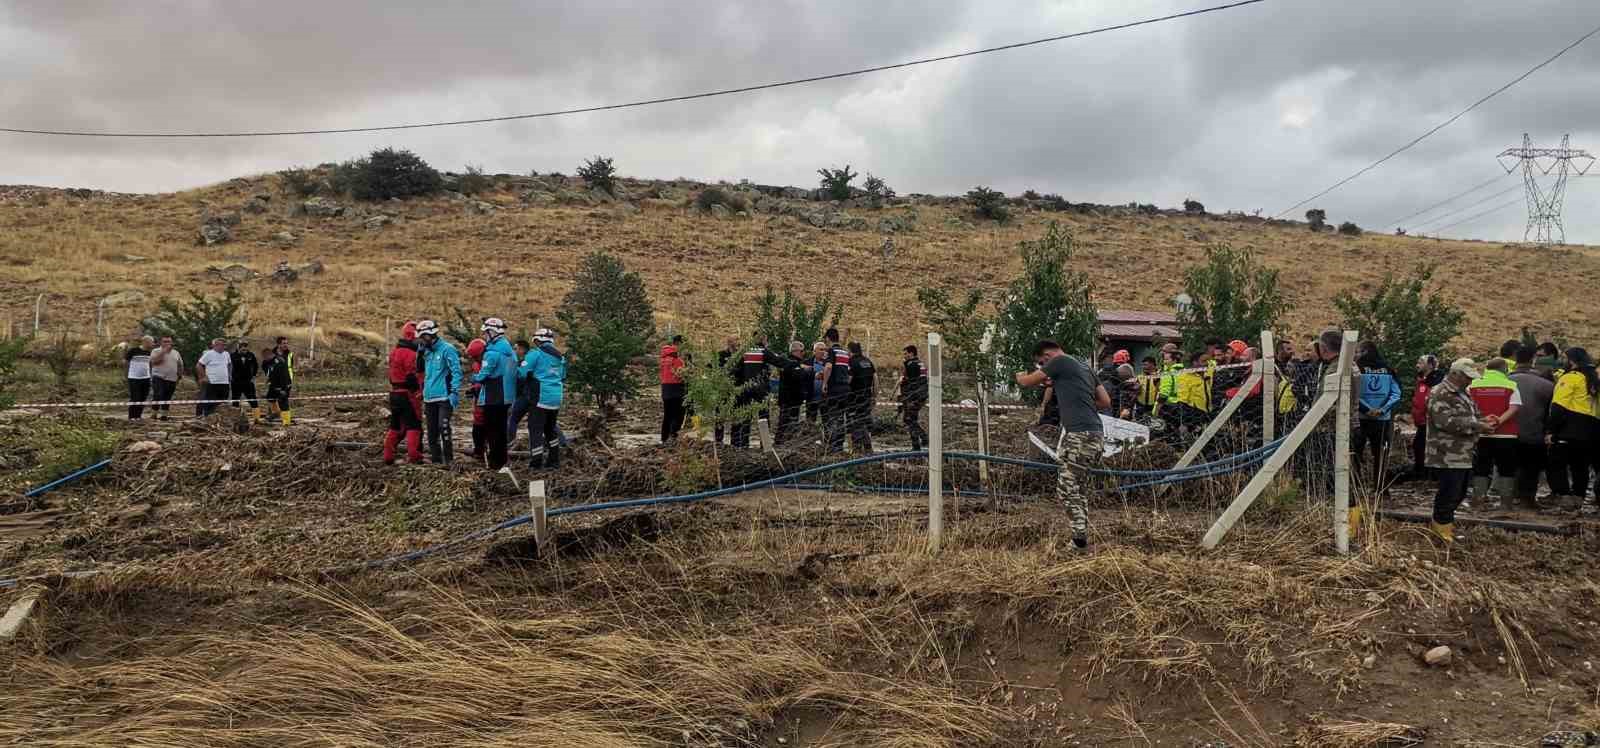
left=1497, top=133, right=1594, bottom=245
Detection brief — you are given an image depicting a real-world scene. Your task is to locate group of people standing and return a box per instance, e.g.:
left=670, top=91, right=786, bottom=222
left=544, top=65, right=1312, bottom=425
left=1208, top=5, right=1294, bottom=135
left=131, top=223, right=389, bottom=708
left=379, top=318, right=567, bottom=472
left=123, top=335, right=294, bottom=424
left=1418, top=341, right=1599, bottom=542
left=658, top=328, right=906, bottom=453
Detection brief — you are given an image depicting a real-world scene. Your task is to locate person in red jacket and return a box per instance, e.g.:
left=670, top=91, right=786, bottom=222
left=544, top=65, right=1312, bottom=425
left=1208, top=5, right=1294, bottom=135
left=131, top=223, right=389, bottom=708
left=1407, top=354, right=1444, bottom=481
left=464, top=338, right=487, bottom=460
left=383, top=321, right=425, bottom=465
left=660, top=335, right=689, bottom=442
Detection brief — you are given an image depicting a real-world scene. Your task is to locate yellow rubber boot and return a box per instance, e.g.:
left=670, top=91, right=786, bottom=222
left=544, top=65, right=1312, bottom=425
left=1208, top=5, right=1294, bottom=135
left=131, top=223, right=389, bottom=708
left=1429, top=521, right=1454, bottom=543
left=252, top=407, right=263, bottom=424
left=281, top=409, right=293, bottom=426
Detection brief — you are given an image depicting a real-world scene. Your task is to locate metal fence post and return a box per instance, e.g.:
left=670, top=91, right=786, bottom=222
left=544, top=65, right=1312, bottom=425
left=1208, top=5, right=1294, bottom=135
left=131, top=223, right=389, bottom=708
left=927, top=332, right=944, bottom=553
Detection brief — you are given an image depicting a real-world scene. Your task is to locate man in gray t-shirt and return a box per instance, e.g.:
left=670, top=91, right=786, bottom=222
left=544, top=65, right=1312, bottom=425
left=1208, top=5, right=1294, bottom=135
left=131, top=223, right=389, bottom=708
left=1015, top=340, right=1110, bottom=549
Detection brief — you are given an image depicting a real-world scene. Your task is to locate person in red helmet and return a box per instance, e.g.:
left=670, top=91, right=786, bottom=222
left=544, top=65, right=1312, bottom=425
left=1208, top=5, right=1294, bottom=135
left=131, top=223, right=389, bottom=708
left=382, top=321, right=424, bottom=465
left=464, top=337, right=488, bottom=460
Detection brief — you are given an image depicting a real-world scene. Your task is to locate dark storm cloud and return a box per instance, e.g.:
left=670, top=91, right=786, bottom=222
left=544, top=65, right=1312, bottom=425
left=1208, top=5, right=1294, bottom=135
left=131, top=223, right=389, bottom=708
left=3, top=0, right=1599, bottom=242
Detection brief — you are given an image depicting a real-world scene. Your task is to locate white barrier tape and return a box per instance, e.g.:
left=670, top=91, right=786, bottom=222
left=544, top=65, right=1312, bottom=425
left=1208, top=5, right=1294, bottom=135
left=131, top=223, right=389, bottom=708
left=14, top=392, right=387, bottom=409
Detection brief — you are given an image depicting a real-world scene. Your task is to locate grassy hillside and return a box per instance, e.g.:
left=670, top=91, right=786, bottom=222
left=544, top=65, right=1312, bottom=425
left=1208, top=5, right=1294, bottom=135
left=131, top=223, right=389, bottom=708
left=3, top=173, right=1597, bottom=356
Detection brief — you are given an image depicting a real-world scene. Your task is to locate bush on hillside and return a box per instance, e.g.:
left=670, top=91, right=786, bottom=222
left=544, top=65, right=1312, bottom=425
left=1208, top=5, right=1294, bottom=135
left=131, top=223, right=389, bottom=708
left=1177, top=244, right=1283, bottom=351
left=1333, top=264, right=1465, bottom=391
left=340, top=148, right=443, bottom=201
left=994, top=222, right=1099, bottom=401
left=558, top=251, right=656, bottom=344
left=1022, top=189, right=1041, bottom=201
left=695, top=186, right=748, bottom=213
left=1338, top=221, right=1362, bottom=236
left=278, top=167, right=322, bottom=197
left=578, top=156, right=618, bottom=196
left=1306, top=208, right=1327, bottom=232
left=817, top=165, right=857, bottom=201
left=458, top=164, right=491, bottom=196
left=142, top=285, right=254, bottom=365
left=559, top=310, right=644, bottom=415
left=863, top=174, right=894, bottom=208
left=967, top=186, right=1009, bottom=222
left=1184, top=198, right=1205, bottom=215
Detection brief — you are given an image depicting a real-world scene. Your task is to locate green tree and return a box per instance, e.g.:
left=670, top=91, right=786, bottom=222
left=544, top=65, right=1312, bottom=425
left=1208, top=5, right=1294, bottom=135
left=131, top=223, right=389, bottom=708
left=752, top=284, right=843, bottom=349
left=142, top=285, right=253, bottom=364
left=0, top=336, right=27, bottom=409
left=558, top=251, right=656, bottom=343
left=1177, top=244, right=1283, bottom=352
left=915, top=286, right=994, bottom=394
left=577, top=156, right=618, bottom=195
left=1333, top=264, right=1465, bottom=390
left=994, top=222, right=1099, bottom=401
left=345, top=147, right=443, bottom=201
left=863, top=174, right=894, bottom=208
left=817, top=165, right=857, bottom=201
left=558, top=310, right=644, bottom=414
left=967, top=186, right=1009, bottom=221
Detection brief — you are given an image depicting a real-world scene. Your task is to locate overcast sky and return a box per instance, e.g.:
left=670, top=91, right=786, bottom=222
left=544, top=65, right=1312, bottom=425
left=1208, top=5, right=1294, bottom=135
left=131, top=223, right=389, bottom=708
left=3, top=0, right=1599, bottom=243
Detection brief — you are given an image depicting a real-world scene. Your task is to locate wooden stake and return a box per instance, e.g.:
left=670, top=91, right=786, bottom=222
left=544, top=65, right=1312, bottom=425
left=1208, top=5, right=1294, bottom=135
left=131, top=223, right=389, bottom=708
left=1334, top=330, right=1358, bottom=555
left=1261, top=330, right=1276, bottom=443
left=530, top=480, right=552, bottom=557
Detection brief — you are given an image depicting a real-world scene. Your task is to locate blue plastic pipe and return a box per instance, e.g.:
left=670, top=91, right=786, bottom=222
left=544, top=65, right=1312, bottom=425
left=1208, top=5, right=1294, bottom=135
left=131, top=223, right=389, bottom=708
left=22, top=459, right=112, bottom=498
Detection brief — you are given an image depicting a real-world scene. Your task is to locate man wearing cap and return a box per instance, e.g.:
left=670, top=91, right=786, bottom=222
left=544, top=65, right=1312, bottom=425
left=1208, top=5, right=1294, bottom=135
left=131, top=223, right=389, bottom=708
left=1426, top=358, right=1495, bottom=542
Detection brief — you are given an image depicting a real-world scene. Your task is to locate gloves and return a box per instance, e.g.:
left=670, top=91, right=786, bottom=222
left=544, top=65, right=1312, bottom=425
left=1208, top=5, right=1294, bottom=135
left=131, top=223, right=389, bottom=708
left=449, top=394, right=460, bottom=411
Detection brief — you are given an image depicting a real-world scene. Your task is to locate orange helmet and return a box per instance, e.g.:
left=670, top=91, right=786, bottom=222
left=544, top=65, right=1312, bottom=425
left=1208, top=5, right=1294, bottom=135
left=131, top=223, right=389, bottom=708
left=1111, top=349, right=1131, bottom=365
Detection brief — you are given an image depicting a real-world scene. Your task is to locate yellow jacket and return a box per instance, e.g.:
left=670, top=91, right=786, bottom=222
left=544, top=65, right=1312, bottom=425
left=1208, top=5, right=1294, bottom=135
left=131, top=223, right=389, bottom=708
left=1276, top=379, right=1296, bottom=415
left=1175, top=371, right=1211, bottom=412
left=1552, top=371, right=1597, bottom=417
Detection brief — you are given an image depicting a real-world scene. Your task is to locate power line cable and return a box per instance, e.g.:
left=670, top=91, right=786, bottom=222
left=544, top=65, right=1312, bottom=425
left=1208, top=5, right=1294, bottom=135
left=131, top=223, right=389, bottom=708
left=1380, top=173, right=1511, bottom=229
left=0, top=0, right=1266, bottom=139
left=1274, top=22, right=1600, bottom=219
left=1411, top=184, right=1523, bottom=231
left=1428, top=197, right=1523, bottom=236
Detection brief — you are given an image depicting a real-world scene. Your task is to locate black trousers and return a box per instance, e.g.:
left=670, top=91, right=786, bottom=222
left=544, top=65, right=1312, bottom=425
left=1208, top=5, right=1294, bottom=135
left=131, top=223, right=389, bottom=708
left=661, top=395, right=686, bottom=442
left=388, top=391, right=422, bottom=431
left=775, top=402, right=802, bottom=445
left=1351, top=419, right=1391, bottom=488
left=806, top=397, right=820, bottom=424
left=1514, top=441, right=1546, bottom=500
left=1433, top=468, right=1471, bottom=524
left=231, top=380, right=259, bottom=409
left=267, top=386, right=291, bottom=412
left=151, top=378, right=177, bottom=417
left=848, top=390, right=873, bottom=452
left=822, top=394, right=849, bottom=453
left=425, top=401, right=454, bottom=465
left=1473, top=438, right=1519, bottom=479
left=198, top=383, right=230, bottom=416
left=127, top=378, right=151, bottom=419
left=902, top=401, right=927, bottom=451
left=1548, top=439, right=1594, bottom=498
left=529, top=407, right=560, bottom=467
left=481, top=404, right=510, bottom=470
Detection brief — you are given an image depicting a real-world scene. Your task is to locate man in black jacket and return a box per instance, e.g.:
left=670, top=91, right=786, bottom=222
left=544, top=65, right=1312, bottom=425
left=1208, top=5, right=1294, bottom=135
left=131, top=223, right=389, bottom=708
left=731, top=338, right=791, bottom=449
left=714, top=337, right=737, bottom=445
left=776, top=341, right=812, bottom=445
left=229, top=339, right=261, bottom=422
left=847, top=341, right=877, bottom=452
left=898, top=345, right=928, bottom=450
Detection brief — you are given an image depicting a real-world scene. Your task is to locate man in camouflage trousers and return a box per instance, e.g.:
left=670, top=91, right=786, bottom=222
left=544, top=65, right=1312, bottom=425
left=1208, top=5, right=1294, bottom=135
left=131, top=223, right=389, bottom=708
left=1426, top=358, right=1494, bottom=543
left=1016, top=340, right=1111, bottom=550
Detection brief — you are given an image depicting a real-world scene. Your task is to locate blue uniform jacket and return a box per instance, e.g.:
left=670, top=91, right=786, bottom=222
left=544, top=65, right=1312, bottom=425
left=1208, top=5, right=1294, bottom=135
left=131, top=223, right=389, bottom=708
left=520, top=343, right=567, bottom=410
left=419, top=339, right=463, bottom=409
left=1358, top=366, right=1403, bottom=421
left=474, top=335, right=518, bottom=406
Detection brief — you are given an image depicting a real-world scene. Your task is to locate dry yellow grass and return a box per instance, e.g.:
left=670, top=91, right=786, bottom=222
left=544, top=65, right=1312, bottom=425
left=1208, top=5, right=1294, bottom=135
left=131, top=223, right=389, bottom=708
left=3, top=174, right=1599, bottom=356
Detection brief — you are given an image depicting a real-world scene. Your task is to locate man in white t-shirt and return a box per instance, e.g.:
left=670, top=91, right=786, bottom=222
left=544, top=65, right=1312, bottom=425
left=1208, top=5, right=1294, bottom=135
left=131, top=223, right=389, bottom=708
left=195, top=338, right=233, bottom=417
left=125, top=335, right=154, bottom=420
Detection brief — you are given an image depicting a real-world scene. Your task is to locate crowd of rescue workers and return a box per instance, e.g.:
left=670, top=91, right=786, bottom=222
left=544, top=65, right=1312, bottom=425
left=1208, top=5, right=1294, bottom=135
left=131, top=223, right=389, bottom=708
left=110, top=319, right=1600, bottom=548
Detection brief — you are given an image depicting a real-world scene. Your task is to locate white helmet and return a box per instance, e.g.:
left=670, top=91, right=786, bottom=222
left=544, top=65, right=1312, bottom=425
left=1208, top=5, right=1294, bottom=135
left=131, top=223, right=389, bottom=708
left=533, top=327, right=555, bottom=343
left=481, top=317, right=506, bottom=337
left=415, top=319, right=440, bottom=338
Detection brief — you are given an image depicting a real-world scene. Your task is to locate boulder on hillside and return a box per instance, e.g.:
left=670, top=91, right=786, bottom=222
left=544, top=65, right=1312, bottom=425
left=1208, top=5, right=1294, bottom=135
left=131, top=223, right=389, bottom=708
left=271, top=231, right=297, bottom=248
left=467, top=200, right=497, bottom=215
left=197, top=222, right=233, bottom=246
left=709, top=204, right=732, bottom=219
left=207, top=264, right=257, bottom=283
left=782, top=187, right=813, bottom=200
left=364, top=214, right=395, bottom=229
left=241, top=194, right=271, bottom=214
left=298, top=197, right=345, bottom=217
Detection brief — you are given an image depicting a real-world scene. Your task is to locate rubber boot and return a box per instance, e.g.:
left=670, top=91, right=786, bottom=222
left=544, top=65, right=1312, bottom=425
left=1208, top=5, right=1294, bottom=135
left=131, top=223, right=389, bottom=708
left=405, top=430, right=424, bottom=464
left=281, top=409, right=293, bottom=426
left=382, top=430, right=401, bottom=465
left=546, top=443, right=560, bottom=470
left=252, top=407, right=263, bottom=424
left=1429, top=521, right=1454, bottom=543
